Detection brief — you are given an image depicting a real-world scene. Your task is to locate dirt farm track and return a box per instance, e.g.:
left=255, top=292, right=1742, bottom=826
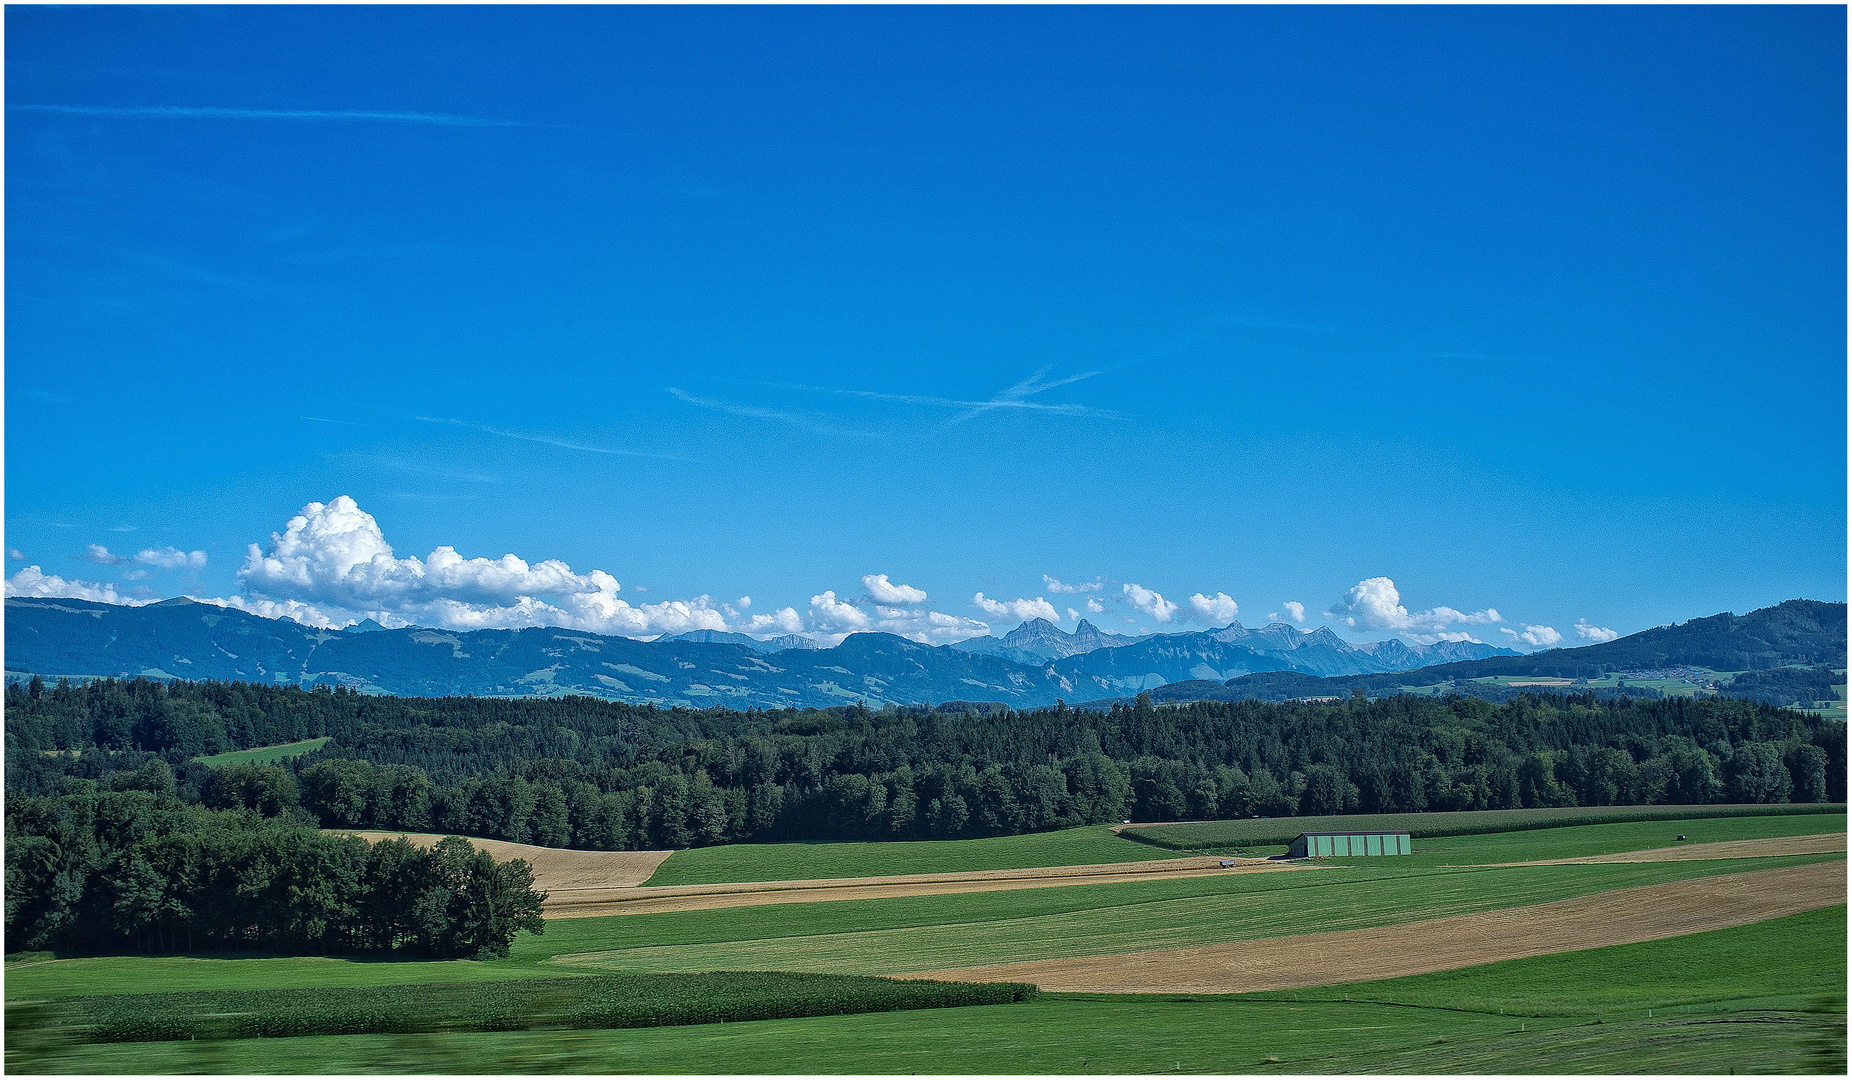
left=899, top=860, right=1847, bottom=994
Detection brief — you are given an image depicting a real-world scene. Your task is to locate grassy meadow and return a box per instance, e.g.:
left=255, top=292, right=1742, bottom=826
left=192, top=736, right=331, bottom=767
left=17, top=907, right=1843, bottom=1074
left=6, top=809, right=1843, bottom=1073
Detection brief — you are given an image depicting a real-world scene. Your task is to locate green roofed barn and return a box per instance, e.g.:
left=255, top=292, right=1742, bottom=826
left=1289, top=831, right=1411, bottom=858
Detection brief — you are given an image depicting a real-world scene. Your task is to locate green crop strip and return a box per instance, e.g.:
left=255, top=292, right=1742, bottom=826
left=6, top=971, right=1034, bottom=1055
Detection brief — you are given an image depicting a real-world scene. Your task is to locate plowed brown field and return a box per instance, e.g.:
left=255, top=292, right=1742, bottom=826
left=340, top=832, right=673, bottom=891
left=543, top=856, right=1295, bottom=918
left=1480, top=832, right=1844, bottom=866
left=899, top=860, right=1846, bottom=993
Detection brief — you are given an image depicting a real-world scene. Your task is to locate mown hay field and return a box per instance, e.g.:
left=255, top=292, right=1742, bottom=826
left=900, top=861, right=1845, bottom=992
left=544, top=855, right=1843, bottom=979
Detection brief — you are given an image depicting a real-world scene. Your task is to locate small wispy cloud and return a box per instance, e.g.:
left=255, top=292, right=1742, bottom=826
left=778, top=381, right=1111, bottom=419
left=78, top=544, right=127, bottom=566
left=302, top=416, right=361, bottom=426
left=10, top=104, right=517, bottom=127
left=418, top=417, right=687, bottom=461
left=667, top=388, right=870, bottom=437
left=945, top=367, right=1105, bottom=427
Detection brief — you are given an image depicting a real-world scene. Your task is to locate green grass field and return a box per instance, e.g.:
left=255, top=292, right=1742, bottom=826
left=12, top=815, right=1839, bottom=999
left=1124, top=803, right=1845, bottom=853
left=7, top=809, right=1843, bottom=1073
left=20, top=908, right=1843, bottom=1074
left=192, top=737, right=331, bottom=767
left=643, top=824, right=1154, bottom=885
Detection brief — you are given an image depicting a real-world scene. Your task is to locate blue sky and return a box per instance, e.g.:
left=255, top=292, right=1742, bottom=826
left=6, top=5, right=1845, bottom=648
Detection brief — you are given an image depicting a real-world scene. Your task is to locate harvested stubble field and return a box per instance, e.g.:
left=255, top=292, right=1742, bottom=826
left=545, top=854, right=1292, bottom=918
left=339, top=831, right=673, bottom=890
left=900, top=860, right=1847, bottom=993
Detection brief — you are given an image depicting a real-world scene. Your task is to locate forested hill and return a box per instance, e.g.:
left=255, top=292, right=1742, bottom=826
left=6, top=676, right=1842, bottom=854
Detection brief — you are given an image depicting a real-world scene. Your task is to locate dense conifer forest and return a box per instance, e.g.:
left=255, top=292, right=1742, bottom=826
left=7, top=677, right=1842, bottom=860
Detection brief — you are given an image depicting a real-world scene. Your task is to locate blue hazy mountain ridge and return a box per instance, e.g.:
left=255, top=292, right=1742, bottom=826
left=949, top=617, right=1147, bottom=663
left=1092, top=599, right=1850, bottom=708
left=1039, top=622, right=1519, bottom=700
left=4, top=597, right=1840, bottom=710
left=4, top=597, right=1074, bottom=708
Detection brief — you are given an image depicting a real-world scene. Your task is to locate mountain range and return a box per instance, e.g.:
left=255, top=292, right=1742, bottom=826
left=3, top=596, right=1839, bottom=711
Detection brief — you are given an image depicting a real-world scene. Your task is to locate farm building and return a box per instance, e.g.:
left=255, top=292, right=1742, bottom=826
left=1289, top=831, right=1411, bottom=858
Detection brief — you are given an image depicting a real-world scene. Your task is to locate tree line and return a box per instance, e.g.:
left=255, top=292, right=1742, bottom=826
left=4, top=758, right=545, bottom=957
left=5, top=677, right=1843, bottom=855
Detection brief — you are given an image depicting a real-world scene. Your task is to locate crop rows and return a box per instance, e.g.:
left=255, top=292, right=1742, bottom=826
left=37, top=972, right=1038, bottom=1043
left=1122, top=803, right=1846, bottom=851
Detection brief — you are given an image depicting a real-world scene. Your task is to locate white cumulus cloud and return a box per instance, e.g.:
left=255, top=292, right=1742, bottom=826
left=742, top=607, right=805, bottom=636
left=862, top=574, right=928, bottom=605
left=78, top=543, right=130, bottom=566
left=1188, top=592, right=1239, bottom=625
left=971, top=593, right=1062, bottom=624
left=808, top=590, right=872, bottom=632
left=1122, top=583, right=1179, bottom=623
left=802, top=588, right=989, bottom=646
left=136, top=546, right=207, bottom=571
left=1067, top=607, right=1081, bottom=623
left=1575, top=619, right=1620, bottom=643
left=869, top=608, right=990, bottom=646
left=77, top=543, right=206, bottom=573
left=7, top=548, right=25, bottom=562
left=1043, top=575, right=1103, bottom=594
left=1501, top=624, right=1564, bottom=650
left=5, top=566, right=151, bottom=606
left=1326, top=577, right=1499, bottom=634
left=1085, top=596, right=1105, bottom=613
left=1268, top=601, right=1307, bottom=624
left=227, top=495, right=729, bottom=636
left=1405, top=630, right=1486, bottom=646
